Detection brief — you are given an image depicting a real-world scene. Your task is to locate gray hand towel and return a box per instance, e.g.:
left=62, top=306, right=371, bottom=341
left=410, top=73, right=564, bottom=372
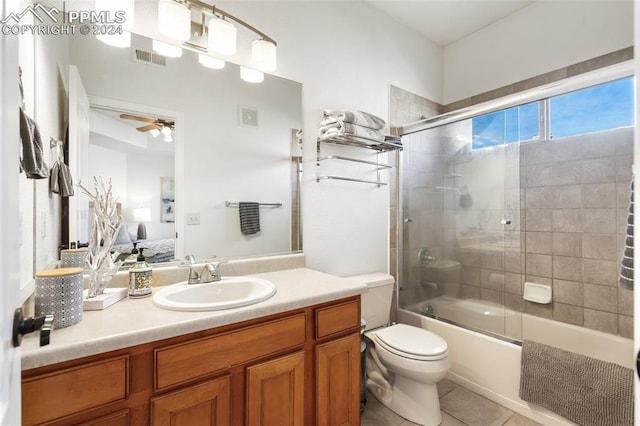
left=239, top=202, right=260, bottom=235
left=19, top=107, right=48, bottom=179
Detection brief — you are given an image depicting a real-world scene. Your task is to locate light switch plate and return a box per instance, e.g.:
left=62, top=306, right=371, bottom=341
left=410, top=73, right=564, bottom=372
left=186, top=213, right=200, bottom=225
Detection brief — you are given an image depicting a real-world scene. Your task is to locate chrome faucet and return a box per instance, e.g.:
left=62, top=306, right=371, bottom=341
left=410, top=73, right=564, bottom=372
left=179, top=256, right=228, bottom=284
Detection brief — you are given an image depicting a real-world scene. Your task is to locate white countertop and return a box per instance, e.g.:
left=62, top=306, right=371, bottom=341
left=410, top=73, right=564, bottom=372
left=21, top=267, right=367, bottom=370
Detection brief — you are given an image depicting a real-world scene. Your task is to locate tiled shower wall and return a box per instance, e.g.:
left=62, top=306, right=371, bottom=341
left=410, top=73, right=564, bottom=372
left=518, top=127, right=633, bottom=337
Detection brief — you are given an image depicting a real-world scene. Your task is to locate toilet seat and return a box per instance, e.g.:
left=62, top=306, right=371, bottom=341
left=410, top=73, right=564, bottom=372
left=373, top=324, right=448, bottom=361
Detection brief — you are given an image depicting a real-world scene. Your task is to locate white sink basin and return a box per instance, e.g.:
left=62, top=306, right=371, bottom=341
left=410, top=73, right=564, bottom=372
left=153, top=277, right=276, bottom=312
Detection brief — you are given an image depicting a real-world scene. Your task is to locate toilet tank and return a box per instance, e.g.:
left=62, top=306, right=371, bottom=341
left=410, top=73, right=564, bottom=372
left=347, top=273, right=395, bottom=331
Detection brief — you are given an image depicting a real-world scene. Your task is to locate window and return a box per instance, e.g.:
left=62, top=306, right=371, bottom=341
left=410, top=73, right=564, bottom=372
left=471, top=76, right=634, bottom=150
left=549, top=77, right=634, bottom=139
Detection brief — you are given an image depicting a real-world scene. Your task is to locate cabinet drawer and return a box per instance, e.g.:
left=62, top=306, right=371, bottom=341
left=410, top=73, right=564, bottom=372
left=315, top=299, right=360, bottom=339
left=22, top=355, right=129, bottom=425
left=155, top=314, right=307, bottom=390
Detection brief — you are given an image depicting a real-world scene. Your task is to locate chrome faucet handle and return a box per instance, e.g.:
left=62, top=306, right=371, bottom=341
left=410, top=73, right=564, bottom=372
left=179, top=257, right=200, bottom=284
left=202, top=260, right=228, bottom=283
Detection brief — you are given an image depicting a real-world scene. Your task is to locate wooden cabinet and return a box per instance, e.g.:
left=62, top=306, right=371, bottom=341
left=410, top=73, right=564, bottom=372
left=150, top=376, right=231, bottom=426
left=316, top=334, right=361, bottom=426
left=246, top=351, right=305, bottom=426
left=22, top=296, right=361, bottom=425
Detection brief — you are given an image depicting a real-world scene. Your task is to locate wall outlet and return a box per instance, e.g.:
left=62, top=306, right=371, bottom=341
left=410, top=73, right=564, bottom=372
left=186, top=213, right=200, bottom=225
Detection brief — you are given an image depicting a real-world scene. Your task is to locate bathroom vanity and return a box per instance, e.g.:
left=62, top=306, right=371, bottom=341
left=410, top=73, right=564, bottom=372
left=20, top=266, right=366, bottom=425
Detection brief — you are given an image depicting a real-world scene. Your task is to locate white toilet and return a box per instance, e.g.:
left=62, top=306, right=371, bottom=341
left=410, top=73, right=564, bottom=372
left=350, top=273, right=450, bottom=426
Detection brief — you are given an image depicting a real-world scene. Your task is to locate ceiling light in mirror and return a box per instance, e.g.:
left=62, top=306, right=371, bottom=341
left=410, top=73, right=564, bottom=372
left=149, top=128, right=160, bottom=138
left=208, top=18, right=237, bottom=55
left=158, top=0, right=192, bottom=42
left=152, top=40, right=182, bottom=58
left=97, top=31, right=131, bottom=48
left=95, top=0, right=134, bottom=48
left=198, top=54, right=225, bottom=70
left=240, top=67, right=264, bottom=83
left=251, top=40, right=277, bottom=72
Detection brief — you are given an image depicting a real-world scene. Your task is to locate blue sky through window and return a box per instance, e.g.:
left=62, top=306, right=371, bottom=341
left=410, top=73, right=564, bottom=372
left=471, top=76, right=634, bottom=149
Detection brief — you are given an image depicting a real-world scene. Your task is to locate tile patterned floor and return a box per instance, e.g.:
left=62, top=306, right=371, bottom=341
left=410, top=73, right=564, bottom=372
left=361, top=379, right=542, bottom=426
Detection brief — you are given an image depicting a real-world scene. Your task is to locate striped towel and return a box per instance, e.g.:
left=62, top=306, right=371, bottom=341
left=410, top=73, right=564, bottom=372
left=619, top=178, right=633, bottom=290
left=239, top=202, right=260, bottom=235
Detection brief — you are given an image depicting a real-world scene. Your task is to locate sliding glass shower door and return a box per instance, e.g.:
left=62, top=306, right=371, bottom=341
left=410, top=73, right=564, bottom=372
left=398, top=116, right=523, bottom=341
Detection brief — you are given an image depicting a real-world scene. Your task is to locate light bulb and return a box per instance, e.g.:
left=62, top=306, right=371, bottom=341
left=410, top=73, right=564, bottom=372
left=149, top=129, right=160, bottom=138
left=240, top=66, right=264, bottom=83
left=152, top=40, right=182, bottom=58
left=198, top=54, right=225, bottom=70
left=158, top=0, right=191, bottom=42
left=208, top=17, right=236, bottom=55
left=161, top=126, right=172, bottom=136
left=251, top=39, right=277, bottom=72
left=97, top=31, right=131, bottom=48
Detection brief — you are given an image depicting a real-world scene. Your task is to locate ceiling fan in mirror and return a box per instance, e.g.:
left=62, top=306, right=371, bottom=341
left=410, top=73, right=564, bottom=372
left=120, top=113, right=175, bottom=142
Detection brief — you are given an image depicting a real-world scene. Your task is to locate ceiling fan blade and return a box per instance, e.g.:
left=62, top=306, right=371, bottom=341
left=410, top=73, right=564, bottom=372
left=136, top=124, right=161, bottom=132
left=120, top=113, right=157, bottom=124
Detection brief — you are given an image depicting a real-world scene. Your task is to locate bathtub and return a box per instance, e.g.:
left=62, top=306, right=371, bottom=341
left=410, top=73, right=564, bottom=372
left=398, top=297, right=634, bottom=425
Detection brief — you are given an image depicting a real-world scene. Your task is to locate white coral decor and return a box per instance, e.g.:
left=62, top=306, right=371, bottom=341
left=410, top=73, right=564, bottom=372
left=79, top=177, right=124, bottom=297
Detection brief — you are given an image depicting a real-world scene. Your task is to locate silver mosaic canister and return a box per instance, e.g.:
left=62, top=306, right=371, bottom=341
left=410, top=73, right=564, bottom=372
left=129, top=260, right=153, bottom=298
left=35, top=267, right=83, bottom=329
left=60, top=248, right=88, bottom=268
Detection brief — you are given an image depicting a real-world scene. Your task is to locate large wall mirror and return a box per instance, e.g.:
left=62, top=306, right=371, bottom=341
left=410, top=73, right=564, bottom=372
left=65, top=31, right=303, bottom=264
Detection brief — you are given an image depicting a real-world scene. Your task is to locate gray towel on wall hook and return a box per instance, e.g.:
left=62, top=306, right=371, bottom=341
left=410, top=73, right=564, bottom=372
left=19, top=107, right=48, bottom=179
left=239, top=202, right=261, bottom=235
left=458, top=185, right=472, bottom=208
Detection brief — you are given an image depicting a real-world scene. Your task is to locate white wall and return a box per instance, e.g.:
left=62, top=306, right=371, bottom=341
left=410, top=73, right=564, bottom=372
left=211, top=1, right=444, bottom=276
left=444, top=0, right=633, bottom=104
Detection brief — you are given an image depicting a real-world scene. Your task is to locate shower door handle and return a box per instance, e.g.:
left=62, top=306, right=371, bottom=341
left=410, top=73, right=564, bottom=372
left=403, top=218, right=413, bottom=223
left=500, top=219, right=511, bottom=225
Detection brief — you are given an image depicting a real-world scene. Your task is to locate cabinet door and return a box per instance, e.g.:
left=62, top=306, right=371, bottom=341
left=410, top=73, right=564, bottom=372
left=150, top=376, right=231, bottom=426
left=316, top=334, right=360, bottom=426
left=246, top=351, right=305, bottom=426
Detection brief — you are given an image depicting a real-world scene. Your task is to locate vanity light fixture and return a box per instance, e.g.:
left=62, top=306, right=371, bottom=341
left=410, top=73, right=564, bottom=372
left=208, top=17, right=236, bottom=55
left=158, top=0, right=192, bottom=42
left=240, top=66, right=264, bottom=83
left=152, top=40, right=183, bottom=58
left=158, top=0, right=277, bottom=74
left=198, top=54, right=225, bottom=70
left=95, top=0, right=134, bottom=48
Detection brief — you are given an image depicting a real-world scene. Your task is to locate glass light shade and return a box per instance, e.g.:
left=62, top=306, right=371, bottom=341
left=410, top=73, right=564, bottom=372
left=158, top=0, right=191, bottom=41
left=240, top=66, right=264, bottom=83
left=95, top=0, right=134, bottom=29
left=161, top=126, right=172, bottom=136
left=96, top=31, right=131, bottom=48
left=251, top=39, right=277, bottom=72
left=152, top=40, right=182, bottom=58
left=198, top=54, right=225, bottom=70
left=133, top=207, right=152, bottom=222
left=208, top=18, right=236, bottom=55
left=163, top=133, right=173, bottom=143
left=149, top=128, right=160, bottom=138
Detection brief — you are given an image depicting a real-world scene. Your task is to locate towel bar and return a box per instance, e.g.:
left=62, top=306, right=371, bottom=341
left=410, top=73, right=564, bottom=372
left=316, top=175, right=387, bottom=186
left=225, top=201, right=282, bottom=208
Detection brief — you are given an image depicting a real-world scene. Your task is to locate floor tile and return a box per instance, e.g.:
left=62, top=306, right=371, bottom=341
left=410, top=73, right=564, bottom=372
left=361, top=392, right=406, bottom=426
left=439, top=412, right=467, bottom=426
left=502, top=412, right=543, bottom=426
left=440, top=387, right=513, bottom=426
left=437, top=378, right=458, bottom=398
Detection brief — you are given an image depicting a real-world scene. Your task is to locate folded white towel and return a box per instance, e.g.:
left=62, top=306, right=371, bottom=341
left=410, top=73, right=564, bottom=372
left=321, top=110, right=385, bottom=130
left=318, top=122, right=384, bottom=144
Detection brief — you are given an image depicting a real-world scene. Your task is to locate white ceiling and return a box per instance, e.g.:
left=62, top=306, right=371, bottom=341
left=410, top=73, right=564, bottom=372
left=365, top=0, right=536, bottom=46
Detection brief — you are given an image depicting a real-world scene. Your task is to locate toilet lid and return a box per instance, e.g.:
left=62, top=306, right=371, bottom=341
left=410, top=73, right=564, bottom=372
left=374, top=324, right=448, bottom=360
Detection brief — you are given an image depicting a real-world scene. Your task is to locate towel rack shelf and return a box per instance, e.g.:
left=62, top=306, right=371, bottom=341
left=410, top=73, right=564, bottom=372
left=318, top=135, right=402, bottom=152
left=316, top=176, right=387, bottom=186
left=225, top=201, right=282, bottom=208
left=316, top=136, right=400, bottom=187
left=317, top=155, right=392, bottom=169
